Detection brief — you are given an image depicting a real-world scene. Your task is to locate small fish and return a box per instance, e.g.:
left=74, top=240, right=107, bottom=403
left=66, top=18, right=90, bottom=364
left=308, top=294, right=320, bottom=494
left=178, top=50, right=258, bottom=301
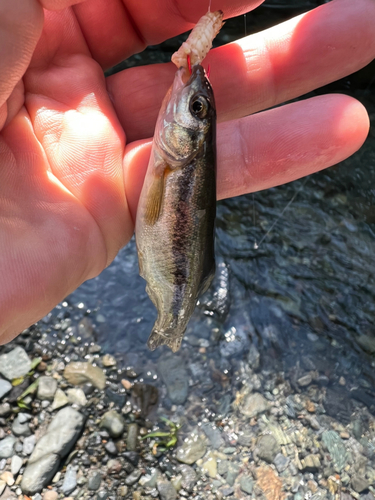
left=135, top=64, right=217, bottom=352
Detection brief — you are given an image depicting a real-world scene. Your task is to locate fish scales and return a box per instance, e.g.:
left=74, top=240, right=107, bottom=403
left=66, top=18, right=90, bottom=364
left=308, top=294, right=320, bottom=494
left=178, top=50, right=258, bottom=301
left=136, top=65, right=217, bottom=352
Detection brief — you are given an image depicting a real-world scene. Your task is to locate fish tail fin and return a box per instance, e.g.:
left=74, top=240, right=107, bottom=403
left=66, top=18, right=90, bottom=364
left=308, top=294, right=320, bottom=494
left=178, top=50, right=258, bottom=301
left=147, top=329, right=183, bottom=353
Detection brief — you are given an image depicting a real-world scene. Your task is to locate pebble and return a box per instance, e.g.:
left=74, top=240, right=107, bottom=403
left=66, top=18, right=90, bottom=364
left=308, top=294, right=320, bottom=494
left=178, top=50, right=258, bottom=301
left=67, top=388, right=87, bottom=406
left=219, top=485, right=234, bottom=497
left=125, top=469, right=142, bottom=486
left=64, top=362, right=106, bottom=390
left=0, top=436, right=16, bottom=458
left=87, top=471, right=102, bottom=490
left=102, top=354, right=116, bottom=367
left=274, top=453, right=290, bottom=473
left=157, top=478, right=177, bottom=500
left=62, top=466, right=77, bottom=495
left=12, top=415, right=31, bottom=437
left=301, top=454, right=321, bottom=472
left=117, top=485, right=128, bottom=497
left=201, top=452, right=217, bottom=478
left=201, top=423, right=224, bottom=450
left=297, top=374, right=313, bottom=387
left=238, top=391, right=270, bottom=418
left=21, top=407, right=84, bottom=495
left=0, top=347, right=31, bottom=380
left=158, top=357, right=188, bottom=405
left=23, top=434, right=36, bottom=455
left=104, top=440, right=118, bottom=455
left=0, top=471, right=14, bottom=486
left=240, top=474, right=254, bottom=494
left=178, top=464, right=197, bottom=492
left=127, top=423, right=138, bottom=451
left=256, top=434, right=280, bottom=463
left=10, top=455, right=22, bottom=475
left=176, top=431, right=207, bottom=465
left=351, top=475, right=370, bottom=493
left=100, top=410, right=125, bottom=438
left=107, top=459, right=122, bottom=474
left=43, top=491, right=58, bottom=500
left=37, top=377, right=58, bottom=400
left=0, top=403, right=11, bottom=417
left=0, top=380, right=12, bottom=400
left=220, top=325, right=250, bottom=358
left=51, top=389, right=69, bottom=410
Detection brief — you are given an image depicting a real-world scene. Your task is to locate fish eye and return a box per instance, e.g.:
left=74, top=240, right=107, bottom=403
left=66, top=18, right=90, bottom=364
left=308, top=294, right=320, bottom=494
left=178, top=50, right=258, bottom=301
left=190, top=95, right=209, bottom=119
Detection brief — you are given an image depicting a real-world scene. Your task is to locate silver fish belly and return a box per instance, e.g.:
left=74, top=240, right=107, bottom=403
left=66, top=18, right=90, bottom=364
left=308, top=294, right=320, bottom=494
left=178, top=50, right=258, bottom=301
left=135, top=65, right=217, bottom=352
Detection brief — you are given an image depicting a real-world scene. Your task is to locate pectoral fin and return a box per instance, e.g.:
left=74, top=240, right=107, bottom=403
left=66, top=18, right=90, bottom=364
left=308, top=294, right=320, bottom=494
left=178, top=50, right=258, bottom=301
left=144, top=172, right=165, bottom=226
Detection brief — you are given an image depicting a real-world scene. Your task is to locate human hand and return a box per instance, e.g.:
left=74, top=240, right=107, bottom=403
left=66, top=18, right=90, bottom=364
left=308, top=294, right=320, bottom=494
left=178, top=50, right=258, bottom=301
left=0, top=0, right=374, bottom=342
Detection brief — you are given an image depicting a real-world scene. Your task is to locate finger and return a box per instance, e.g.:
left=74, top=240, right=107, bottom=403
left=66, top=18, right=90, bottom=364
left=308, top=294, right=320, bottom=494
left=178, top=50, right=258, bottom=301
left=39, top=0, right=87, bottom=9
left=0, top=0, right=43, bottom=118
left=123, top=94, right=369, bottom=221
left=25, top=56, right=132, bottom=265
left=73, top=0, right=263, bottom=69
left=108, top=0, right=375, bottom=142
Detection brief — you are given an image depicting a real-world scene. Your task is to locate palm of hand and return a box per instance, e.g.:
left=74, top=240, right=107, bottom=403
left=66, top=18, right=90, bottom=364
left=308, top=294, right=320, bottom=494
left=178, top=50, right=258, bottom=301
left=0, top=0, right=374, bottom=341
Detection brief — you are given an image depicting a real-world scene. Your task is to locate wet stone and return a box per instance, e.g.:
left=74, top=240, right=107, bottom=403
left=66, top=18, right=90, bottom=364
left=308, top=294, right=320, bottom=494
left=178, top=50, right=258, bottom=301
left=97, top=490, right=109, bottom=500
left=127, top=423, right=138, bottom=451
left=102, top=354, right=116, bottom=367
left=62, top=466, right=77, bottom=495
left=176, top=432, right=207, bottom=465
left=201, top=423, right=224, bottom=450
left=218, top=459, right=229, bottom=476
left=0, top=436, right=16, bottom=458
left=0, top=347, right=31, bottom=380
left=238, top=391, right=270, bottom=418
left=178, top=464, right=197, bottom=492
left=87, top=471, right=102, bottom=491
left=274, top=453, right=290, bottom=473
left=64, top=362, right=106, bottom=390
left=352, top=475, right=370, bottom=493
left=158, top=357, right=188, bottom=405
left=321, top=430, right=347, bottom=472
left=107, top=459, right=122, bottom=474
left=297, top=374, right=312, bottom=387
left=37, top=377, right=57, bottom=400
left=220, top=325, right=250, bottom=358
left=100, top=410, right=124, bottom=438
left=104, top=440, right=118, bottom=455
left=125, top=469, right=142, bottom=486
left=123, top=451, right=139, bottom=466
left=226, top=462, right=240, bottom=486
left=256, top=435, right=280, bottom=463
left=240, top=475, right=254, bottom=494
left=301, top=454, right=321, bottom=472
left=157, top=478, right=177, bottom=500
left=0, top=380, right=12, bottom=400
left=202, top=452, right=217, bottom=478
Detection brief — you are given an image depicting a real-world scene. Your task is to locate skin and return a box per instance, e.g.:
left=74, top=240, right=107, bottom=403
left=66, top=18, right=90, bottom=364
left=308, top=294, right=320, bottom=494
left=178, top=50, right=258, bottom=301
left=0, top=0, right=374, bottom=343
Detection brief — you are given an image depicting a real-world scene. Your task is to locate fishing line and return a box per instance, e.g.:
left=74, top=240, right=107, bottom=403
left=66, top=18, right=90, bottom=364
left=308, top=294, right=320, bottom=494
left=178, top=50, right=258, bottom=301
left=254, top=177, right=309, bottom=250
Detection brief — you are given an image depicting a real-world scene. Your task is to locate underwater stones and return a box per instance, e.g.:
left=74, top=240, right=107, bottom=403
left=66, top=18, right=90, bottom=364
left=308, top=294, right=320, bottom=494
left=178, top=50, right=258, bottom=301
left=158, top=357, right=188, bottom=405
left=176, top=431, right=207, bottom=465
left=237, top=391, right=270, bottom=418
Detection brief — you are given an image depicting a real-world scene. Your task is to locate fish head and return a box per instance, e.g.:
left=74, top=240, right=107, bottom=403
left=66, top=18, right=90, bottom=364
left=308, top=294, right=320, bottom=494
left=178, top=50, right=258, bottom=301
left=155, top=65, right=216, bottom=165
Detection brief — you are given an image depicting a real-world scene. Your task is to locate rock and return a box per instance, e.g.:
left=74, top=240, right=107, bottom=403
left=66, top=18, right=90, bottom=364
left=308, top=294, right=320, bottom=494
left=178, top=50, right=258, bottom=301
left=297, top=374, right=312, bottom=387
left=123, top=451, right=139, bottom=466
left=125, top=469, right=141, bottom=486
left=23, top=435, right=36, bottom=455
left=201, top=452, right=217, bottom=478
left=248, top=344, right=260, bottom=370
left=157, top=478, right=177, bottom=500
left=43, top=491, right=58, bottom=500
left=0, top=471, right=14, bottom=486
left=0, top=380, right=12, bottom=400
left=87, top=471, right=102, bottom=490
left=0, top=347, right=31, bottom=380
left=37, top=377, right=57, bottom=401
left=97, top=490, right=109, bottom=500
left=62, top=466, right=77, bottom=495
left=67, top=388, right=87, bottom=406
left=273, top=453, right=290, bottom=473
left=238, top=392, right=270, bottom=418
left=179, top=464, right=197, bottom=492
left=51, top=389, right=69, bottom=410
left=21, top=407, right=85, bottom=495
left=226, top=462, right=240, bottom=486
left=10, top=456, right=22, bottom=475
left=17, top=412, right=31, bottom=424
left=220, top=325, right=250, bottom=358
left=117, top=485, right=128, bottom=497
left=107, top=459, right=122, bottom=474
left=102, top=354, right=116, bottom=367
left=300, top=454, right=321, bottom=472
left=352, top=475, right=370, bottom=493
left=219, top=485, right=234, bottom=497
left=158, top=357, right=188, bottom=405
left=127, top=423, right=138, bottom=451
left=130, top=383, right=158, bottom=418
left=240, top=474, right=254, bottom=494
left=357, top=335, right=375, bottom=354
left=104, top=440, right=118, bottom=455
left=201, top=423, right=224, bottom=450
left=12, top=416, right=31, bottom=437
left=64, top=362, right=106, bottom=390
left=176, top=431, right=207, bottom=464
left=322, top=430, right=347, bottom=472
left=0, top=404, right=11, bottom=417
left=0, top=436, right=16, bottom=458
left=100, top=410, right=124, bottom=438
left=256, top=435, right=280, bottom=463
